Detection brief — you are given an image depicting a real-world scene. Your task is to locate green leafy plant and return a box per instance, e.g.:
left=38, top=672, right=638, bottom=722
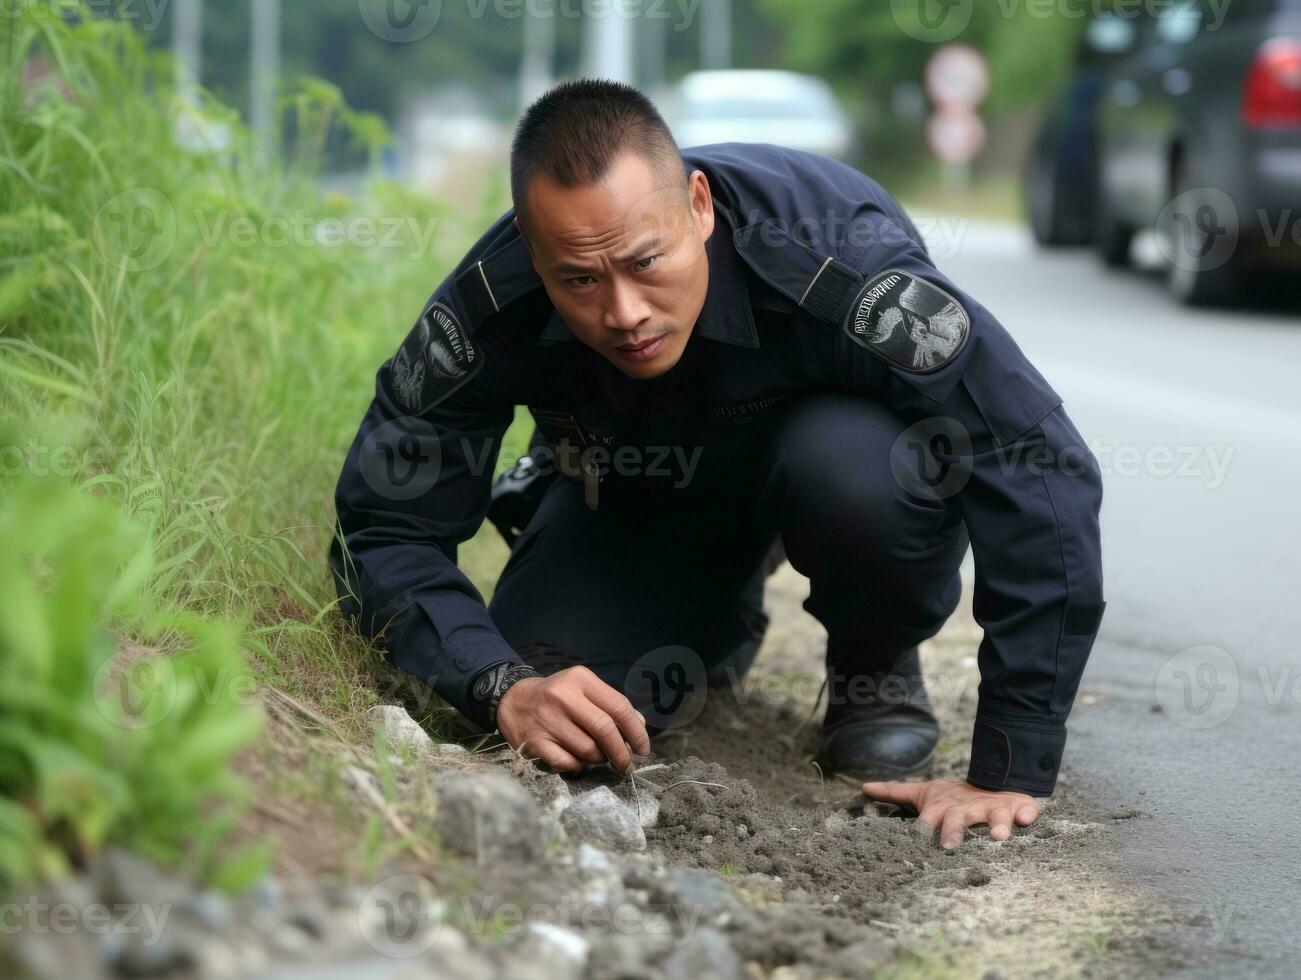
left=0, top=469, right=262, bottom=888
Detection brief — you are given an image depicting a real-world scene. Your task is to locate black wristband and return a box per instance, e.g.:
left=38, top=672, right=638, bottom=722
left=465, top=661, right=541, bottom=732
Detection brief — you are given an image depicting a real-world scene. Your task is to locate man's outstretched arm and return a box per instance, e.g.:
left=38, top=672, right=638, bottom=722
left=807, top=208, right=1104, bottom=842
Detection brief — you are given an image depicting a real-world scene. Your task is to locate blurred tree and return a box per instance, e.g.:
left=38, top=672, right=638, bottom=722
left=753, top=0, right=1082, bottom=112
left=751, top=0, right=1085, bottom=176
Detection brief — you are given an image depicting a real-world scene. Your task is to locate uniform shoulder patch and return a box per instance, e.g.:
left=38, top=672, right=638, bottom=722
left=843, top=270, right=970, bottom=373
left=389, top=301, right=483, bottom=413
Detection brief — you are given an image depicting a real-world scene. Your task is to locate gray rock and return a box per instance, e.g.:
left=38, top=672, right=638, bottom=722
left=436, top=772, right=546, bottom=862
left=830, top=936, right=898, bottom=976
left=420, top=926, right=497, bottom=980
left=95, top=848, right=192, bottom=908
left=629, top=794, right=660, bottom=830
left=520, top=922, right=590, bottom=978
left=368, top=705, right=435, bottom=756
left=493, top=923, right=590, bottom=980
left=5, top=929, right=107, bottom=980
left=662, top=928, right=744, bottom=980
left=654, top=868, right=741, bottom=921
left=177, top=891, right=232, bottom=933
left=561, top=786, right=647, bottom=852
left=112, top=920, right=203, bottom=978
left=588, top=931, right=676, bottom=980
left=577, top=842, right=614, bottom=872
left=530, top=772, right=572, bottom=816
left=283, top=890, right=330, bottom=940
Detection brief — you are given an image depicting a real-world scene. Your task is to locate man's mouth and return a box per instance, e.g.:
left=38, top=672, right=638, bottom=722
left=614, top=334, right=668, bottom=362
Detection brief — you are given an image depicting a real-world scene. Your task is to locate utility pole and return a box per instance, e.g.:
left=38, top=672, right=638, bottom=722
left=250, top=0, right=281, bottom=158
left=172, top=0, right=202, bottom=105
left=582, top=4, right=635, bottom=82
left=701, top=0, right=731, bottom=70
left=519, top=5, right=555, bottom=110
left=640, top=3, right=667, bottom=94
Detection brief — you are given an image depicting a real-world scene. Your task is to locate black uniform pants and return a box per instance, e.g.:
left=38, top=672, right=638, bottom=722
left=487, top=394, right=969, bottom=730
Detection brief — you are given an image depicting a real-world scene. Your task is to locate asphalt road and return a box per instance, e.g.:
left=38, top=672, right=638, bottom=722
left=930, top=219, right=1301, bottom=977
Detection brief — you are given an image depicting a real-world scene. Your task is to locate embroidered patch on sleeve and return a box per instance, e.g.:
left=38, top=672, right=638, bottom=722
left=843, top=270, right=970, bottom=373
left=389, top=301, right=482, bottom=413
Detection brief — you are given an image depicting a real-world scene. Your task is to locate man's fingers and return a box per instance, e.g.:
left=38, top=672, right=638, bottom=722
left=548, top=717, right=607, bottom=765
left=987, top=806, right=1015, bottom=842
left=584, top=681, right=652, bottom=757
left=1014, top=801, right=1040, bottom=826
left=519, top=736, right=585, bottom=774
left=567, top=698, right=634, bottom=774
left=940, top=805, right=972, bottom=850
left=916, top=804, right=947, bottom=832
left=861, top=780, right=926, bottom=811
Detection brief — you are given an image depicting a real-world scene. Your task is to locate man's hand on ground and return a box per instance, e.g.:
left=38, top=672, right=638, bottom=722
left=861, top=779, right=1041, bottom=849
left=497, top=665, right=651, bottom=775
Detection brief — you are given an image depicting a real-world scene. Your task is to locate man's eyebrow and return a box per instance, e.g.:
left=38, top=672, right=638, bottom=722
left=551, top=238, right=664, bottom=276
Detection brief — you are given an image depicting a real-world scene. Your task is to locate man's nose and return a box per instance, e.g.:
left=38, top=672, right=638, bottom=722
left=602, top=278, right=652, bottom=332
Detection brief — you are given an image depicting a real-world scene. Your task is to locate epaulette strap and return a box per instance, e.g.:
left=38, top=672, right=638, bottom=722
left=732, top=218, right=864, bottom=327
left=453, top=235, right=544, bottom=334
left=801, top=257, right=862, bottom=326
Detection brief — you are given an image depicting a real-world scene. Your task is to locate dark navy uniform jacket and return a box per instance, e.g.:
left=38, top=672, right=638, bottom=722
left=330, top=143, right=1105, bottom=796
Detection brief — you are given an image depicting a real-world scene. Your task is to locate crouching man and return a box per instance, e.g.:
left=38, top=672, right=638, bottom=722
left=330, top=80, right=1105, bottom=849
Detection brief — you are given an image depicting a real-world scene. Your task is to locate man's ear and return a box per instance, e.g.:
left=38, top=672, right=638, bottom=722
left=688, top=170, right=715, bottom=242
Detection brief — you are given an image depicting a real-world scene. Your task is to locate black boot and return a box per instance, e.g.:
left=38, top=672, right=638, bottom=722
left=814, top=646, right=939, bottom=781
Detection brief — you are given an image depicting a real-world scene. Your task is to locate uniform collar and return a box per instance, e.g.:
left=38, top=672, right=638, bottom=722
left=537, top=205, right=759, bottom=349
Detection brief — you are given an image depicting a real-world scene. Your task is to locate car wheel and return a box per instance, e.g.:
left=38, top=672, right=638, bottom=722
left=1096, top=200, right=1135, bottom=268
left=1028, top=152, right=1066, bottom=246
left=1163, top=164, right=1244, bottom=307
left=1028, top=150, right=1092, bottom=247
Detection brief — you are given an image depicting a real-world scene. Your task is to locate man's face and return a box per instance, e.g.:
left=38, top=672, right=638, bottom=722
left=517, top=150, right=715, bottom=379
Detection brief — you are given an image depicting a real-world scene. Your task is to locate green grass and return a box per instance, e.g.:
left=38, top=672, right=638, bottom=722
left=0, top=3, right=525, bottom=883
left=0, top=471, right=265, bottom=889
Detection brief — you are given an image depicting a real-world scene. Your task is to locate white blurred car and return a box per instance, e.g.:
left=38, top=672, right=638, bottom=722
left=658, top=70, right=855, bottom=162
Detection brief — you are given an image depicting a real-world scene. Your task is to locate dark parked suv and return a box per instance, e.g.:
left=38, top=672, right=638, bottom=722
left=1031, top=0, right=1301, bottom=305
left=1026, top=14, right=1142, bottom=247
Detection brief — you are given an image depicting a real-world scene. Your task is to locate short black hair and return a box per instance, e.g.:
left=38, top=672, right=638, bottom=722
left=510, top=78, right=684, bottom=225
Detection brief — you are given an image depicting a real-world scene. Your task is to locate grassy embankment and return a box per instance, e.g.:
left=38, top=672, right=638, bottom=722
left=0, top=4, right=524, bottom=888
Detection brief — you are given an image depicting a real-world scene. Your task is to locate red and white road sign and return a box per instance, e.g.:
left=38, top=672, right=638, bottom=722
left=925, top=44, right=991, bottom=109
left=925, top=107, right=986, bottom=165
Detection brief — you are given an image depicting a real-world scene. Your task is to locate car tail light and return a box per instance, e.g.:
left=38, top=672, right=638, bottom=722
left=1243, top=38, right=1301, bottom=127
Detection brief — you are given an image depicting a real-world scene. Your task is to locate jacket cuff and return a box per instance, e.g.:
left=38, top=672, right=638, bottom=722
left=967, top=711, right=1068, bottom=797
left=387, top=609, right=522, bottom=720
